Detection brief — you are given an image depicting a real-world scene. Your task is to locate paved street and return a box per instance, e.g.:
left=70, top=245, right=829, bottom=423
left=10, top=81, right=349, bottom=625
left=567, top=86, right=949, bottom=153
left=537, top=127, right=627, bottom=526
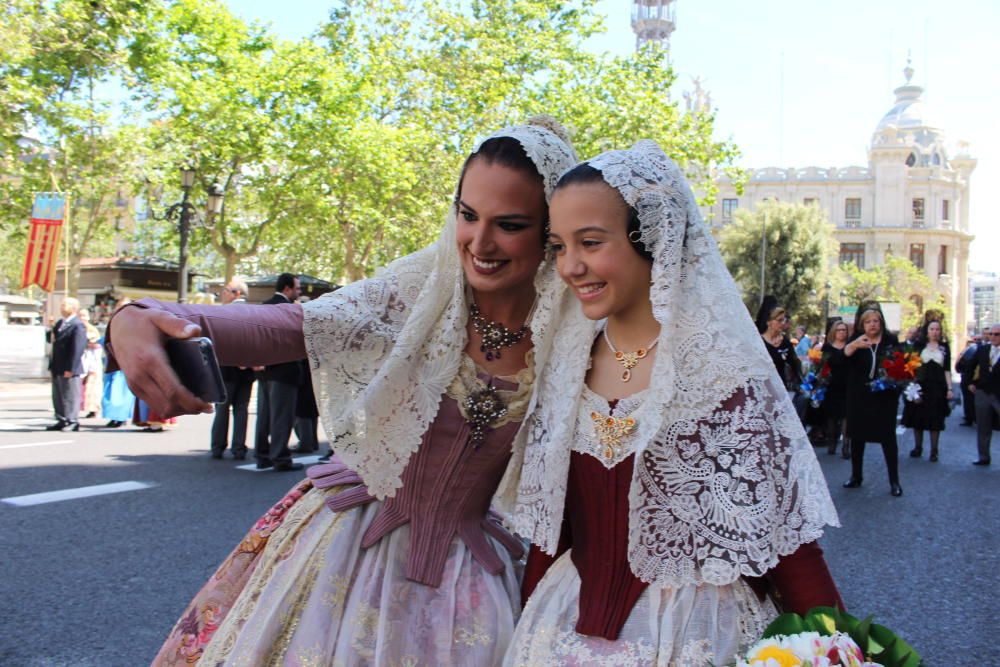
left=0, top=380, right=994, bottom=666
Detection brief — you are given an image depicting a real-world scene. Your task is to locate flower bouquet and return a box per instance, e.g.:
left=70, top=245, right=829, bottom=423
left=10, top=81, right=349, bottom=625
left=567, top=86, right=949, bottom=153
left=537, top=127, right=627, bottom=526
left=800, top=357, right=833, bottom=407
left=868, top=350, right=921, bottom=393
left=731, top=607, right=921, bottom=667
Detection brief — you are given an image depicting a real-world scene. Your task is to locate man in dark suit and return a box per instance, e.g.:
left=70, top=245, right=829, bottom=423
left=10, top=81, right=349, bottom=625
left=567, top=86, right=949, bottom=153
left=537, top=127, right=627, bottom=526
left=210, top=279, right=255, bottom=460
left=970, top=324, right=1000, bottom=466
left=46, top=297, right=87, bottom=431
left=254, top=273, right=304, bottom=471
left=955, top=337, right=981, bottom=426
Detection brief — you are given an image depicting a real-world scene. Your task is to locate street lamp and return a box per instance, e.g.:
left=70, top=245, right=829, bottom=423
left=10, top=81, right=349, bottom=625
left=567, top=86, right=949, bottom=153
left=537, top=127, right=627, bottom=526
left=822, top=281, right=832, bottom=324
left=759, top=208, right=767, bottom=305
left=149, top=169, right=224, bottom=303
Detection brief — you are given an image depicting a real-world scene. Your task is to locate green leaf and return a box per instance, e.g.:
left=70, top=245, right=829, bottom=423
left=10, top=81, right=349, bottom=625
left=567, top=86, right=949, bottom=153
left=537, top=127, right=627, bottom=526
left=762, top=612, right=808, bottom=638
left=803, top=607, right=839, bottom=635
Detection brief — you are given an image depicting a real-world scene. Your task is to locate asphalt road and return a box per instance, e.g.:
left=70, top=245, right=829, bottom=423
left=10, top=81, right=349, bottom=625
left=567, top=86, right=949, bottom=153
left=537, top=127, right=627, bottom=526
left=0, top=382, right=994, bottom=666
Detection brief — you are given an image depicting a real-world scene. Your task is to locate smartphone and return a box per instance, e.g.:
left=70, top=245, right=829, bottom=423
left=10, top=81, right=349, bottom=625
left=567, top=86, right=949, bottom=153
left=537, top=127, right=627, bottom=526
left=166, top=337, right=228, bottom=404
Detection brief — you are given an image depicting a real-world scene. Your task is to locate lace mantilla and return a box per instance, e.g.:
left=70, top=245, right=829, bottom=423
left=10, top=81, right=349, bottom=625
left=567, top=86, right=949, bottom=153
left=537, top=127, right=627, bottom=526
left=511, top=140, right=839, bottom=587
left=303, top=120, right=577, bottom=500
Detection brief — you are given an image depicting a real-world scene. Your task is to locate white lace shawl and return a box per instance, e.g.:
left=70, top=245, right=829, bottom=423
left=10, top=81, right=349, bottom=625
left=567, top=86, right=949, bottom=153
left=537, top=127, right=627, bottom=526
left=301, top=122, right=578, bottom=500
left=509, top=140, right=840, bottom=588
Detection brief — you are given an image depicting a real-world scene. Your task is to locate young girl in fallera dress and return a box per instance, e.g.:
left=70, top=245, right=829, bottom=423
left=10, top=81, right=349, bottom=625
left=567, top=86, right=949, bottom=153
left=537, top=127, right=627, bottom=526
left=109, top=118, right=578, bottom=666
left=501, top=141, right=843, bottom=666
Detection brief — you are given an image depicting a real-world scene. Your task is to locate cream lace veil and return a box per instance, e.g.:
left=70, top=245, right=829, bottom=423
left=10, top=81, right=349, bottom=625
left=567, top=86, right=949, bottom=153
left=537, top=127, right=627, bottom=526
left=509, top=140, right=839, bottom=587
left=301, top=118, right=578, bottom=500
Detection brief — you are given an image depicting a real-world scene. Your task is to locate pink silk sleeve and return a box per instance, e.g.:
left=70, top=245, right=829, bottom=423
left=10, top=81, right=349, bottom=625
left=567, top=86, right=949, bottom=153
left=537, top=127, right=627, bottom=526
left=106, top=298, right=307, bottom=369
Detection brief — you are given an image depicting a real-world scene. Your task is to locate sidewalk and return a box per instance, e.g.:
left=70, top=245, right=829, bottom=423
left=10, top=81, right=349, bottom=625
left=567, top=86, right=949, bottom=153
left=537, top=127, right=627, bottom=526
left=0, top=379, right=50, bottom=399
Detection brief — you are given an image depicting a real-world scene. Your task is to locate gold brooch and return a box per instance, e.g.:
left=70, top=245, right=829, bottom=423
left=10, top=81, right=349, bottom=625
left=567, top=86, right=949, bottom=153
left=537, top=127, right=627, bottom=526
left=590, top=411, right=637, bottom=460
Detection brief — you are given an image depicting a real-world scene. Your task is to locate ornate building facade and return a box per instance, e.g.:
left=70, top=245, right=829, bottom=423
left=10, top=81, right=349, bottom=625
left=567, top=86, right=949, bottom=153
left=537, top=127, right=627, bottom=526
left=708, top=64, right=975, bottom=342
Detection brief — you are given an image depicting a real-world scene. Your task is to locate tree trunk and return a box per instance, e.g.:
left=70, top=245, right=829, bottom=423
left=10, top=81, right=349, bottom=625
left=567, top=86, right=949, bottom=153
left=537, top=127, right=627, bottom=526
left=66, top=251, right=81, bottom=297
left=223, top=250, right=239, bottom=282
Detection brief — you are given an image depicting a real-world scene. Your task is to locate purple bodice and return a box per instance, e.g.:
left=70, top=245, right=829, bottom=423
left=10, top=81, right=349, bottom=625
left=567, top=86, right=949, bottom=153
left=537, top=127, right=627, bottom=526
left=307, top=373, right=525, bottom=588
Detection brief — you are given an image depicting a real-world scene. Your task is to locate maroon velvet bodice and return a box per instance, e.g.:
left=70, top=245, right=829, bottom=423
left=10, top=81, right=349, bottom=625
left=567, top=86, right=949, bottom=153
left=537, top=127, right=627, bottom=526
left=522, top=401, right=845, bottom=641
left=566, top=451, right=648, bottom=640
left=309, top=373, right=525, bottom=588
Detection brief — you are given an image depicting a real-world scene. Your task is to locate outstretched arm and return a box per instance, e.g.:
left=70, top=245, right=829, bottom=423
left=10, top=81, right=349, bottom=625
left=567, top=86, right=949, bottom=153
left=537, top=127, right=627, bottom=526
left=106, top=299, right=306, bottom=418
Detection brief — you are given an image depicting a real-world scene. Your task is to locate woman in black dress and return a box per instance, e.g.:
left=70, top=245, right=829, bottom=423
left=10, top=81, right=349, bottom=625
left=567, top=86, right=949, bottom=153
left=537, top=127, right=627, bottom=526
left=843, top=304, right=903, bottom=497
left=756, top=296, right=805, bottom=418
left=902, top=319, right=953, bottom=461
left=822, top=319, right=850, bottom=458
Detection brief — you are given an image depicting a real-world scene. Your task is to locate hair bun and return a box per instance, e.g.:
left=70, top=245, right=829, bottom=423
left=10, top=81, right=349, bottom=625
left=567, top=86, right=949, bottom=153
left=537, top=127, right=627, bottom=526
left=527, top=114, right=571, bottom=145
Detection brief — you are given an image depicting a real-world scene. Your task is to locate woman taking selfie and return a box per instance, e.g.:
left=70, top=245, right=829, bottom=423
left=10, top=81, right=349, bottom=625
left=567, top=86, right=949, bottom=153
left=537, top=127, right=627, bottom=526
left=110, top=118, right=578, bottom=666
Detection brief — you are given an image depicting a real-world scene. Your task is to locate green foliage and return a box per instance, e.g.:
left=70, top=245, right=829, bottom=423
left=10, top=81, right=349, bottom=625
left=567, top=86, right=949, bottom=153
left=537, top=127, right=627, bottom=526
left=0, top=0, right=163, bottom=295
left=2, top=0, right=743, bottom=288
left=718, top=200, right=837, bottom=330
left=837, top=255, right=945, bottom=334
left=763, top=606, right=922, bottom=667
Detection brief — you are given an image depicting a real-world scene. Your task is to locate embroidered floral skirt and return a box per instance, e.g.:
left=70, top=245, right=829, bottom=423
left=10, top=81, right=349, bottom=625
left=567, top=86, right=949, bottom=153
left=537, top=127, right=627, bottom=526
left=153, top=480, right=519, bottom=666
left=504, top=552, right=777, bottom=667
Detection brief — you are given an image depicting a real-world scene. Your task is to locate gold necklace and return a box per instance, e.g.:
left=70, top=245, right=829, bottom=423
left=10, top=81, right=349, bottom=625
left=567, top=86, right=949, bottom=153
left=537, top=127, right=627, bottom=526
left=603, top=326, right=659, bottom=382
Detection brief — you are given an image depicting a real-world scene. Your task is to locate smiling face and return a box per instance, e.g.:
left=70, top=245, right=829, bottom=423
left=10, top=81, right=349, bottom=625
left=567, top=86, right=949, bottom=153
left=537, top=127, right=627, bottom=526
left=455, top=158, right=547, bottom=299
left=548, top=180, right=652, bottom=322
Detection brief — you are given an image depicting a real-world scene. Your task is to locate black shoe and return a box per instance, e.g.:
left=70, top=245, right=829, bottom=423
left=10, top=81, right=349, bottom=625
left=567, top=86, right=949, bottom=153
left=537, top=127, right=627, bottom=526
left=890, top=483, right=903, bottom=497
left=929, top=453, right=938, bottom=462
left=318, top=452, right=332, bottom=462
left=210, top=452, right=224, bottom=460
left=273, top=462, right=304, bottom=472
left=842, top=478, right=862, bottom=489
left=68, top=422, right=80, bottom=432
left=909, top=448, right=922, bottom=458
left=84, top=411, right=96, bottom=419
left=45, top=421, right=67, bottom=431
left=256, top=461, right=274, bottom=470
left=233, top=452, right=247, bottom=461
left=973, top=459, right=992, bottom=466
left=104, top=420, right=123, bottom=428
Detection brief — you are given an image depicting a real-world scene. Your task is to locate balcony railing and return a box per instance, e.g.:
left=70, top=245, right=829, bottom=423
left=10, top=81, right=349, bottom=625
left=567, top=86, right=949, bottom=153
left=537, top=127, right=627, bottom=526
left=912, top=219, right=925, bottom=229
left=844, top=218, right=861, bottom=228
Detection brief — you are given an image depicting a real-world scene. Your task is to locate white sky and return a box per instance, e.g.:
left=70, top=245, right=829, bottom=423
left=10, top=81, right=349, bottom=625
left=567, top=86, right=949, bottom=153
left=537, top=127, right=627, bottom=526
left=226, top=0, right=999, bottom=270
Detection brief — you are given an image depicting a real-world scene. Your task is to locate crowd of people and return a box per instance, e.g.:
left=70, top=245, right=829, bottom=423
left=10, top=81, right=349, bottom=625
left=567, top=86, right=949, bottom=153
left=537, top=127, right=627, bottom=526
left=43, top=277, right=326, bottom=467
left=755, top=297, right=1000, bottom=498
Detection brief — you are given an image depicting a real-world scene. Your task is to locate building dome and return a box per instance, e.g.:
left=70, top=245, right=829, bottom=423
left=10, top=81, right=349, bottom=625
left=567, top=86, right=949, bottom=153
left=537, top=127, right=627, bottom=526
left=875, top=84, right=936, bottom=133
left=872, top=61, right=947, bottom=167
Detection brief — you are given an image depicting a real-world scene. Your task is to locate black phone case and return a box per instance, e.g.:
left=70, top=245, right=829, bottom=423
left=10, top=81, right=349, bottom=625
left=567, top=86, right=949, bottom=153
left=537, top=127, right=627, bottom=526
left=165, top=337, right=228, bottom=404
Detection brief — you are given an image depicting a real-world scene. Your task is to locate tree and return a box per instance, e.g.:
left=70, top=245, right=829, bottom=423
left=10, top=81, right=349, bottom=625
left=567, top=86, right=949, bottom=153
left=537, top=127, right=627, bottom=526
left=718, top=200, right=837, bottom=329
left=837, top=254, right=945, bottom=334
left=0, top=0, right=162, bottom=295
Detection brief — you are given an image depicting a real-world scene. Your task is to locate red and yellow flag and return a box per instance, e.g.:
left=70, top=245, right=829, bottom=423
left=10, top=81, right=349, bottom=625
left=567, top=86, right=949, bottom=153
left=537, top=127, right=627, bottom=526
left=21, top=193, right=68, bottom=292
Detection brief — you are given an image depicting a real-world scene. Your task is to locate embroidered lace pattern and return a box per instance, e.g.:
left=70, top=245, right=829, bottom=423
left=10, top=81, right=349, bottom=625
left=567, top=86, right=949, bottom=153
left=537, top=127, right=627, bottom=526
left=302, top=120, right=577, bottom=500
left=511, top=140, right=839, bottom=587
